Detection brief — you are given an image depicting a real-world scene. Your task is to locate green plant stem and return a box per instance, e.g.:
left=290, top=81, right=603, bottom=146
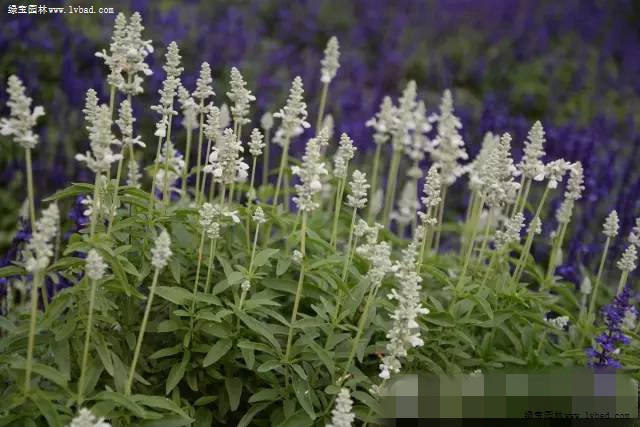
left=126, top=268, right=160, bottom=396
left=367, top=144, right=383, bottom=223
left=417, top=208, right=433, bottom=274
left=239, top=224, right=260, bottom=311
left=585, top=237, right=610, bottom=330
left=457, top=197, right=485, bottom=290
left=108, top=85, right=116, bottom=119
left=433, top=186, right=447, bottom=253
left=161, top=112, right=175, bottom=208
left=344, top=278, right=381, bottom=375
left=181, top=127, right=193, bottom=200
left=510, top=175, right=526, bottom=217
left=262, top=128, right=271, bottom=186
left=272, top=137, right=290, bottom=207
left=516, top=178, right=532, bottom=215
left=78, top=277, right=99, bottom=404
left=460, top=191, right=478, bottom=257
left=316, top=82, right=329, bottom=134
left=190, top=231, right=207, bottom=316
left=617, top=271, right=629, bottom=295
left=476, top=207, right=494, bottom=264
left=330, top=177, right=347, bottom=249
left=284, top=212, right=307, bottom=367
left=24, top=270, right=42, bottom=395
left=24, top=148, right=36, bottom=231
left=89, top=174, right=102, bottom=239
left=381, top=149, right=401, bottom=228
left=334, top=208, right=358, bottom=323
left=246, top=156, right=258, bottom=246
left=545, top=222, right=568, bottom=283
left=148, top=136, right=164, bottom=208
left=203, top=238, right=217, bottom=297
left=194, top=104, right=206, bottom=206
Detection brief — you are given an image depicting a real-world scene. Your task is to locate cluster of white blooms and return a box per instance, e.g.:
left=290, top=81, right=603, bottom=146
left=391, top=81, right=417, bottom=152
left=603, top=210, right=620, bottom=238
left=519, top=121, right=547, bottom=181
left=86, top=249, right=108, bottom=281
left=354, top=218, right=375, bottom=239
left=405, top=101, right=432, bottom=168
left=622, top=310, right=638, bottom=331
left=80, top=177, right=114, bottom=219
left=326, top=388, right=355, bottom=427
left=430, top=89, right=468, bottom=185
left=346, top=170, right=369, bottom=209
left=366, top=96, right=396, bottom=146
left=154, top=140, right=185, bottom=196
left=292, top=249, right=303, bottom=264
left=22, top=204, right=59, bottom=273
left=198, top=202, right=222, bottom=239
left=116, top=100, right=145, bottom=149
left=273, top=76, right=310, bottom=142
left=392, top=181, right=419, bottom=227
left=580, top=276, right=592, bottom=296
left=76, top=101, right=122, bottom=175
left=320, top=36, right=340, bottom=84
left=219, top=104, right=231, bottom=129
left=356, top=225, right=395, bottom=289
left=126, top=160, right=142, bottom=188
left=193, top=62, right=215, bottom=108
left=556, top=162, right=585, bottom=224
left=260, top=111, right=274, bottom=132
left=292, top=135, right=329, bottom=212
left=248, top=128, right=265, bottom=157
left=481, top=133, right=519, bottom=209
left=67, top=408, right=111, bottom=427
left=546, top=315, right=569, bottom=330
left=417, top=165, right=442, bottom=226
left=203, top=128, right=248, bottom=184
left=494, top=213, right=525, bottom=251
left=227, top=67, right=255, bottom=127
left=178, top=85, right=199, bottom=130
left=333, top=133, right=356, bottom=179
left=151, top=229, right=172, bottom=270
left=617, top=245, right=637, bottom=273
left=241, top=280, right=251, bottom=292
left=529, top=217, right=542, bottom=235
left=544, top=159, right=570, bottom=189
left=468, top=132, right=498, bottom=192
left=95, top=12, right=153, bottom=96
left=379, top=237, right=429, bottom=380
left=0, top=75, right=45, bottom=149
left=252, top=206, right=266, bottom=224
left=321, top=114, right=335, bottom=141
left=628, top=217, right=640, bottom=246
left=203, top=106, right=222, bottom=143
left=151, top=42, right=183, bottom=138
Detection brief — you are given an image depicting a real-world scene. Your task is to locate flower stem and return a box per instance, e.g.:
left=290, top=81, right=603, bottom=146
left=181, top=127, right=193, bottom=200
left=273, top=137, right=290, bottom=207
left=616, top=271, right=629, bottom=295
left=195, top=106, right=206, bottom=206
left=24, top=270, right=42, bottom=395
left=433, top=186, right=447, bottom=253
left=239, top=224, right=260, bottom=312
left=262, top=128, right=271, bottom=186
left=203, top=238, right=218, bottom=296
left=330, top=177, right=347, bottom=249
left=476, top=207, right=494, bottom=264
left=316, top=82, right=329, bottom=134
left=334, top=208, right=358, bottom=322
left=284, top=212, right=307, bottom=364
left=190, top=231, right=207, bottom=315
left=78, top=276, right=99, bottom=404
left=89, top=174, right=101, bottom=239
left=513, top=186, right=550, bottom=283
left=24, top=148, right=36, bottom=230
left=162, top=115, right=174, bottom=208
left=586, top=237, right=610, bottom=326
left=382, top=149, right=401, bottom=228
left=344, top=278, right=380, bottom=375
left=126, top=268, right=160, bottom=396
left=457, top=197, right=485, bottom=290
left=148, top=136, right=164, bottom=208
left=545, top=222, right=568, bottom=283
left=367, top=144, right=383, bottom=223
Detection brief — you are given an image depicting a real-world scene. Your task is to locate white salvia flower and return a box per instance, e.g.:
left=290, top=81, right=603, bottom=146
left=627, top=217, right=640, bottom=246
left=421, top=165, right=442, bottom=211
left=481, top=133, right=519, bottom=209
left=379, top=237, right=429, bottom=380
left=193, top=62, right=215, bottom=107
left=366, top=96, right=396, bottom=146
left=207, top=222, right=221, bottom=240
left=320, top=36, right=340, bottom=84
left=622, top=310, right=637, bottom=330
left=565, top=162, right=585, bottom=201
left=273, top=76, right=310, bottom=140
left=178, top=85, right=199, bottom=130
left=291, top=136, right=329, bottom=212
left=326, top=388, right=355, bottom=427
left=430, top=89, right=468, bottom=185
left=219, top=103, right=231, bottom=129
left=227, top=67, right=255, bottom=126
left=241, top=280, right=251, bottom=292
left=544, top=159, right=570, bottom=189
left=204, top=105, right=222, bottom=143
left=252, top=206, right=266, bottom=224
left=292, top=250, right=303, bottom=264
left=580, top=276, right=592, bottom=295
left=116, top=100, right=145, bottom=148
left=546, top=315, right=569, bottom=330
left=390, top=81, right=417, bottom=152
left=603, top=211, right=619, bottom=238
left=370, top=187, right=384, bottom=218
left=248, top=128, right=265, bottom=157
left=0, top=75, right=45, bottom=149
left=528, top=217, right=542, bottom=235
left=356, top=224, right=395, bottom=289
left=617, top=245, right=637, bottom=273
left=82, top=89, right=100, bottom=125
left=76, top=103, right=122, bottom=174
left=260, top=111, right=274, bottom=131
left=494, top=212, right=525, bottom=251
left=321, top=114, right=335, bottom=141
left=22, top=204, right=59, bottom=273
left=150, top=42, right=183, bottom=137
left=151, top=229, right=172, bottom=269
left=163, top=41, right=183, bottom=78
left=391, top=181, right=419, bottom=227
left=405, top=101, right=432, bottom=163
left=354, top=218, right=371, bottom=238
left=203, top=128, right=247, bottom=184
left=126, top=160, right=142, bottom=188
left=199, top=202, right=216, bottom=228
left=468, top=132, right=499, bottom=193
left=333, top=133, right=356, bottom=179
left=95, top=13, right=128, bottom=91
left=346, top=170, right=370, bottom=209
left=519, top=121, right=547, bottom=181
left=67, top=408, right=111, bottom=427
left=153, top=141, right=185, bottom=196
left=86, top=249, right=108, bottom=281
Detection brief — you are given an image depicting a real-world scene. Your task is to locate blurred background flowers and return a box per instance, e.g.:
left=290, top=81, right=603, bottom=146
left=1, top=0, right=639, bottom=285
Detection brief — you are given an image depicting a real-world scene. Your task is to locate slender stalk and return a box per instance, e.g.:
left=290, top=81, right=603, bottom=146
left=330, top=177, right=347, bottom=249
left=334, top=208, right=358, bottom=322
left=190, top=231, right=207, bottom=316
left=284, top=212, right=307, bottom=364
left=457, top=197, right=485, bottom=290
left=616, top=271, right=629, bottom=295
left=344, top=278, right=381, bottom=374
left=545, top=222, right=568, bottom=283
left=161, top=125, right=174, bottom=208
left=417, top=208, right=433, bottom=274
left=194, top=105, right=206, bottom=206
left=516, top=178, right=532, bottom=215
left=24, top=270, right=42, bottom=395
left=89, top=174, right=101, bottom=239
left=181, top=127, right=193, bottom=200
left=24, top=148, right=36, bottom=230
left=367, top=143, right=383, bottom=223
left=460, top=191, right=478, bottom=257
left=382, top=149, right=401, bottom=228
left=126, top=268, right=160, bottom=396
left=284, top=172, right=290, bottom=212
left=476, top=208, right=494, bottom=264
left=246, top=156, right=258, bottom=246
left=262, top=128, right=271, bottom=186
left=510, top=175, right=526, bottom=218
left=316, top=83, right=329, bottom=134
left=239, top=224, right=260, bottom=311
left=148, top=136, right=164, bottom=208
left=78, top=276, right=99, bottom=404
left=586, top=237, right=610, bottom=326
left=108, top=85, right=116, bottom=119
left=433, top=186, right=447, bottom=252
left=203, top=239, right=218, bottom=295
left=273, top=138, right=290, bottom=207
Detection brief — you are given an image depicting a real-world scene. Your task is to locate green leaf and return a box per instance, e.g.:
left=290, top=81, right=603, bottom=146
left=155, top=286, right=193, bottom=306
left=256, top=359, right=281, bottom=373
left=10, top=359, right=68, bottom=389
left=149, top=344, right=182, bottom=360
left=202, top=339, right=232, bottom=367
left=156, top=319, right=181, bottom=333
left=236, top=311, right=281, bottom=352
left=169, top=257, right=181, bottom=284
left=225, top=377, right=242, bottom=411
left=276, top=410, right=312, bottom=427
left=94, top=391, right=147, bottom=418
left=469, top=294, right=494, bottom=320
left=248, top=388, right=280, bottom=403
left=193, top=396, right=217, bottom=406
left=240, top=345, right=255, bottom=369
left=0, top=265, right=24, bottom=278
left=292, top=376, right=316, bottom=420
left=140, top=416, right=192, bottom=427
left=254, top=248, right=279, bottom=267
left=132, top=395, right=191, bottom=419
left=43, top=183, right=93, bottom=202
left=30, top=391, right=63, bottom=427
left=291, top=364, right=307, bottom=380
left=237, top=402, right=271, bottom=427
left=166, top=351, right=190, bottom=395
left=276, top=256, right=291, bottom=276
